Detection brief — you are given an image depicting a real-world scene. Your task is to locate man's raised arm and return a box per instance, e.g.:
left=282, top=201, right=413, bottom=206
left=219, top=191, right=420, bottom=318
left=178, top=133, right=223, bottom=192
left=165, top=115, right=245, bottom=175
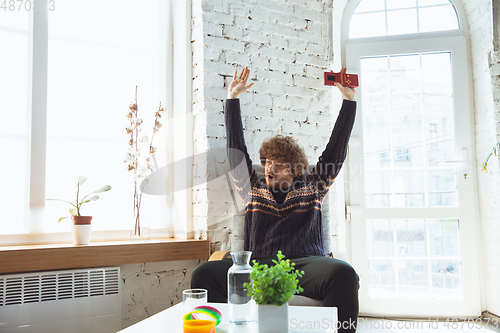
left=225, top=67, right=256, bottom=199
left=314, top=72, right=357, bottom=195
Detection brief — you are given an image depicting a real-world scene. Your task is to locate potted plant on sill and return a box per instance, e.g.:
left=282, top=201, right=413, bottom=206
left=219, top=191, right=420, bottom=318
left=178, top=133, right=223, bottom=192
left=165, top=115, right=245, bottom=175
left=46, top=176, right=111, bottom=245
left=244, top=250, right=304, bottom=333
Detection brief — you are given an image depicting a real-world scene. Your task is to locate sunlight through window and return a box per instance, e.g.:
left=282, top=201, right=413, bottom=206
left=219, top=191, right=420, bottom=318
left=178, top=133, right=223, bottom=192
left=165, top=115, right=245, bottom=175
left=0, top=11, right=29, bottom=234
left=350, top=0, right=459, bottom=38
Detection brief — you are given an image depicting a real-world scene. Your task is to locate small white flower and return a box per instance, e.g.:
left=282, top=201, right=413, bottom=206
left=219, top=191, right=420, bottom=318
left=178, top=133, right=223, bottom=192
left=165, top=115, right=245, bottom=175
left=125, top=126, right=134, bottom=134
left=134, top=118, right=143, bottom=125
left=134, top=163, right=148, bottom=180
left=137, top=164, right=149, bottom=175
left=138, top=133, right=149, bottom=143
left=126, top=149, right=138, bottom=159
left=124, top=151, right=134, bottom=162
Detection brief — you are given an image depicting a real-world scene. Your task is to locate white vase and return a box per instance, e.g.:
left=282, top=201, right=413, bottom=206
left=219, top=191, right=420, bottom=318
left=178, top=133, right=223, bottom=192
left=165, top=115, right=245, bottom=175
left=71, top=225, right=92, bottom=245
left=257, top=302, right=289, bottom=333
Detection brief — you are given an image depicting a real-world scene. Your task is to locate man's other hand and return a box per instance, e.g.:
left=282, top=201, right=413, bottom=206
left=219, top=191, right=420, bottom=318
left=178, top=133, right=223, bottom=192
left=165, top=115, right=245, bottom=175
left=228, top=66, right=255, bottom=99
left=334, top=68, right=356, bottom=101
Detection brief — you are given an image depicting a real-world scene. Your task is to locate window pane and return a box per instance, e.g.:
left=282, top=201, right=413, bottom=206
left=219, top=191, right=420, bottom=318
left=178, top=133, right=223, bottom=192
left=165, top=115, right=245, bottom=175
left=396, top=220, right=427, bottom=256
left=419, top=5, right=459, bottom=32
left=427, top=169, right=457, bottom=206
left=364, top=109, right=391, bottom=168
left=361, top=72, right=389, bottom=95
left=398, top=259, right=428, bottom=295
left=349, top=0, right=459, bottom=38
left=429, top=219, right=460, bottom=256
left=386, top=0, right=416, bottom=10
left=362, top=57, right=390, bottom=170
left=0, top=16, right=29, bottom=235
left=431, top=259, right=461, bottom=296
left=392, top=102, right=424, bottom=168
left=0, top=139, right=27, bottom=234
left=419, top=0, right=451, bottom=6
left=360, top=56, right=389, bottom=72
left=387, top=9, right=418, bottom=35
left=354, top=0, right=385, bottom=13
left=392, top=170, right=425, bottom=207
left=45, top=0, right=164, bottom=232
left=390, top=55, right=421, bottom=93
left=422, top=63, right=452, bottom=92
left=0, top=9, right=29, bottom=30
left=363, top=106, right=391, bottom=168
left=390, top=54, right=420, bottom=70
left=0, top=32, right=28, bottom=136
left=424, top=99, right=454, bottom=166
left=350, top=12, right=386, bottom=38
left=365, top=170, right=392, bottom=207
left=48, top=1, right=158, bottom=49
left=367, top=220, right=393, bottom=256
left=367, top=219, right=462, bottom=300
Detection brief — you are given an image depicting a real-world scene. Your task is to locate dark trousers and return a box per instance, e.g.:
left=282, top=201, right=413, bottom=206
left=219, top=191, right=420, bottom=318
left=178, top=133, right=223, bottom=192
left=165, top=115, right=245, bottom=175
left=191, top=255, right=359, bottom=333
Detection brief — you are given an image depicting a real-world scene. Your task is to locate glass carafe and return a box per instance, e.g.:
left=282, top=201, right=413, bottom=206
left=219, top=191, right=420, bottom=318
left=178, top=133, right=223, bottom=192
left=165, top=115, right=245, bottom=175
left=227, top=251, right=256, bottom=325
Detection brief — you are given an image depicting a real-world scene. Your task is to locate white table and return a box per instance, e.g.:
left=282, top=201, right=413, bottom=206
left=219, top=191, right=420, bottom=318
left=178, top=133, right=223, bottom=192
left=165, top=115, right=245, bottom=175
left=120, top=302, right=338, bottom=333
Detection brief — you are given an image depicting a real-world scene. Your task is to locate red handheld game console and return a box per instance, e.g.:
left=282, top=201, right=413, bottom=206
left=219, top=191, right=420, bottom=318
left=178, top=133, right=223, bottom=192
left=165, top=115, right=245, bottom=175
left=323, top=69, right=359, bottom=88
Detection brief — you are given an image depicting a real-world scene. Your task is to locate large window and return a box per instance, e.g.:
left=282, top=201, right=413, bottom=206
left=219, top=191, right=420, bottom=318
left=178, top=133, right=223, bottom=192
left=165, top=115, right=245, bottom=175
left=0, top=0, right=178, bottom=242
left=344, top=0, right=481, bottom=318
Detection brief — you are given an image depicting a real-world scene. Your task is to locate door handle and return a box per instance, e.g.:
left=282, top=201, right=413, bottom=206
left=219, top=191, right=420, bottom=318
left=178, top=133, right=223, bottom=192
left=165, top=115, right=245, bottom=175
left=440, top=148, right=468, bottom=179
left=346, top=205, right=362, bottom=222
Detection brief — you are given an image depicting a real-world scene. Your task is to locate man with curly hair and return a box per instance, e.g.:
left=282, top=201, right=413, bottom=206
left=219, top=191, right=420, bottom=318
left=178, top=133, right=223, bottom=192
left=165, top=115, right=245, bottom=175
left=259, top=134, right=309, bottom=191
left=192, top=66, right=359, bottom=332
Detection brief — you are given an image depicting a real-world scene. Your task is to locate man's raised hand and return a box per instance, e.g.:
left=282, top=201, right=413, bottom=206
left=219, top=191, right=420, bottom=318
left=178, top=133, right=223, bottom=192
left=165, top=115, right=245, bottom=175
left=228, top=67, right=255, bottom=99
left=334, top=67, right=356, bottom=101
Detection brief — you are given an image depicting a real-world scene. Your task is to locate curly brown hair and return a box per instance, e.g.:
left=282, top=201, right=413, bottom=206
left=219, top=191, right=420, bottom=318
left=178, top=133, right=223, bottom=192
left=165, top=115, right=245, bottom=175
left=259, top=135, right=308, bottom=177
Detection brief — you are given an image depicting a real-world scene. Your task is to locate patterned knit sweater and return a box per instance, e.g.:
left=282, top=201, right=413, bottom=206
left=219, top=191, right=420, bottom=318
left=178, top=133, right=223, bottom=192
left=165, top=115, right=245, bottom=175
left=225, top=99, right=356, bottom=257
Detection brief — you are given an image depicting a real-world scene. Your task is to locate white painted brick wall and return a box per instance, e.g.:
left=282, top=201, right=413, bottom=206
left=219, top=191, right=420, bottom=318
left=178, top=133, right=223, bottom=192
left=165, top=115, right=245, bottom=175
left=462, top=0, right=500, bottom=316
left=192, top=0, right=337, bottom=255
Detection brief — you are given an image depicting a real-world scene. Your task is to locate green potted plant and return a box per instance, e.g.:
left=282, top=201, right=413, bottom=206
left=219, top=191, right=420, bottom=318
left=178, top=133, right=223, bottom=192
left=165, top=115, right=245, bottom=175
left=46, top=176, right=111, bottom=245
left=244, top=251, right=304, bottom=333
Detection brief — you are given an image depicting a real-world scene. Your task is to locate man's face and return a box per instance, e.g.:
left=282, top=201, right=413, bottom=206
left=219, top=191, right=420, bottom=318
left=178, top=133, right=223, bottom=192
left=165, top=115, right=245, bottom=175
left=264, top=159, right=295, bottom=190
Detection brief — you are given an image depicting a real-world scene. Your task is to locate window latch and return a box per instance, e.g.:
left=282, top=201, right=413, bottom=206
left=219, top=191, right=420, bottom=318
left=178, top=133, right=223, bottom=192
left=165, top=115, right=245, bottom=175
left=346, top=205, right=362, bottom=222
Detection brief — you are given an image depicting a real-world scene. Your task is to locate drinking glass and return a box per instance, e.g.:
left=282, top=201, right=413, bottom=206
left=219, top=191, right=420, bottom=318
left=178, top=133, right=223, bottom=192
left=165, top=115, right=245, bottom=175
left=183, top=288, right=208, bottom=314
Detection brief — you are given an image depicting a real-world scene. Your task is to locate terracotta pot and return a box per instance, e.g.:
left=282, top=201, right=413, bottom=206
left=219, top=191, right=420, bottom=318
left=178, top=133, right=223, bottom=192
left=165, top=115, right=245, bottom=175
left=71, top=216, right=92, bottom=225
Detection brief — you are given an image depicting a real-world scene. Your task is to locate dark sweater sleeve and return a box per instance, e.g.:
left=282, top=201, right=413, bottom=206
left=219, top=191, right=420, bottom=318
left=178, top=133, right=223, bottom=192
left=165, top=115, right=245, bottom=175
left=225, top=99, right=256, bottom=199
left=313, top=99, right=357, bottom=196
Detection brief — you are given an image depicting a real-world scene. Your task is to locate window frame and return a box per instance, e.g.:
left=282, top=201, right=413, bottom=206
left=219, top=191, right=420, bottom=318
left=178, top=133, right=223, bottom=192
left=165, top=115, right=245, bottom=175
left=342, top=0, right=483, bottom=318
left=0, top=0, right=193, bottom=245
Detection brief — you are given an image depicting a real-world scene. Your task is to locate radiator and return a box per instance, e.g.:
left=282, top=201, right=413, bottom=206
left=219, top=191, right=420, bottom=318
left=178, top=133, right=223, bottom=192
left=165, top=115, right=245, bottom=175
left=0, top=267, right=121, bottom=333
